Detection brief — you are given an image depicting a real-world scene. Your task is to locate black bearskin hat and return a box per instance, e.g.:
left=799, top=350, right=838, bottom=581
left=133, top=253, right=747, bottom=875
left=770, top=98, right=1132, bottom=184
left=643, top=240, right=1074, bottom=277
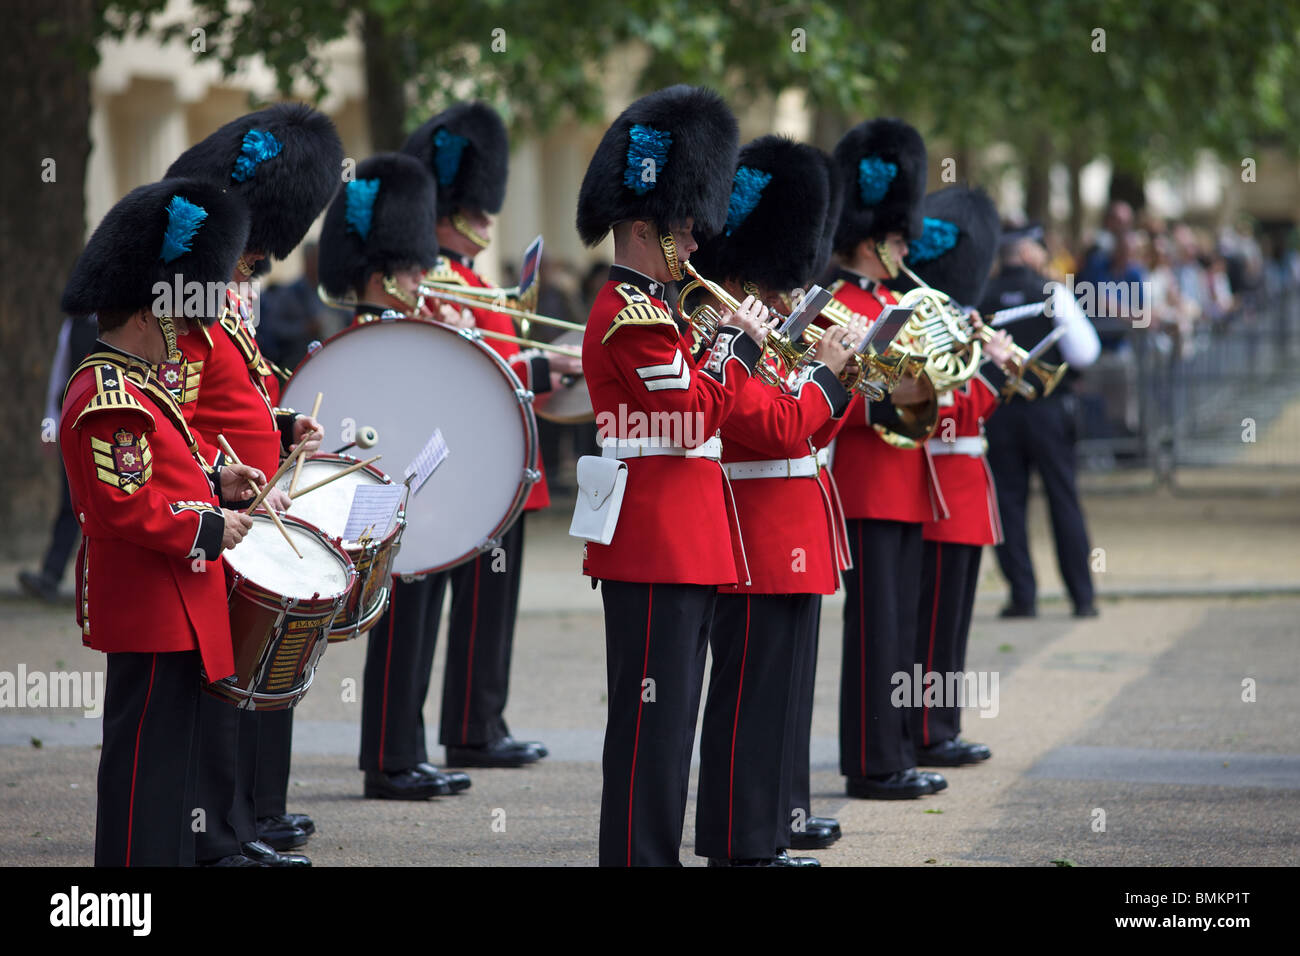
left=814, top=149, right=844, bottom=280
left=166, top=102, right=343, bottom=260
left=691, top=136, right=835, bottom=293
left=317, top=153, right=440, bottom=299
left=890, top=186, right=1001, bottom=307
left=832, top=117, right=927, bottom=251
left=402, top=102, right=509, bottom=216
left=61, top=178, right=250, bottom=317
left=576, top=85, right=739, bottom=246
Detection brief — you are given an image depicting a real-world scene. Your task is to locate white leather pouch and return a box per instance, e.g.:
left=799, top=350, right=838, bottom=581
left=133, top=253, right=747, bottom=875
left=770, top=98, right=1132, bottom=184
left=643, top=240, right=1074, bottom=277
left=569, top=455, right=627, bottom=544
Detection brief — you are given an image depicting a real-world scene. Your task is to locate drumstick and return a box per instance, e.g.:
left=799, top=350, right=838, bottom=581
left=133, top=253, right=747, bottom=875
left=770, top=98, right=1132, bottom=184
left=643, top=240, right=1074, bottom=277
left=244, top=433, right=313, bottom=514
left=287, top=392, right=322, bottom=497
left=217, top=435, right=304, bottom=559
left=289, top=455, right=382, bottom=499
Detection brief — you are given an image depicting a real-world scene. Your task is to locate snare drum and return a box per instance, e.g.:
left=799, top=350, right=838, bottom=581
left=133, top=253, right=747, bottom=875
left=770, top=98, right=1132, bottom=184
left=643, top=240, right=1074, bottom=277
left=282, top=319, right=538, bottom=576
left=280, top=453, right=405, bottom=641
left=205, top=514, right=356, bottom=710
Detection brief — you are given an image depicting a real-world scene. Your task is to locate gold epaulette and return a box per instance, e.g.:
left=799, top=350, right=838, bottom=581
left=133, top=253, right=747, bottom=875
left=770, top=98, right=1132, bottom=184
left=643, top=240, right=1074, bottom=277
left=601, top=283, right=676, bottom=343
left=71, top=362, right=155, bottom=430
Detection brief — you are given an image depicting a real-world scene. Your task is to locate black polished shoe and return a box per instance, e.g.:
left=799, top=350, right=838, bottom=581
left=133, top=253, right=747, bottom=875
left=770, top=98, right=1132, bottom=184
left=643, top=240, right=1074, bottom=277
left=241, top=840, right=310, bottom=867
left=255, top=815, right=309, bottom=851
left=1073, top=604, right=1100, bottom=618
left=416, top=763, right=472, bottom=793
left=445, top=737, right=545, bottom=768
left=789, top=821, right=839, bottom=850
left=18, top=570, right=60, bottom=603
left=916, top=738, right=992, bottom=766
left=846, top=768, right=933, bottom=799
left=918, top=770, right=948, bottom=792
left=364, top=768, right=452, bottom=799
left=200, top=854, right=266, bottom=867
left=708, top=852, right=821, bottom=867
left=282, top=812, right=315, bottom=837
left=809, top=816, right=841, bottom=838
left=999, top=603, right=1037, bottom=619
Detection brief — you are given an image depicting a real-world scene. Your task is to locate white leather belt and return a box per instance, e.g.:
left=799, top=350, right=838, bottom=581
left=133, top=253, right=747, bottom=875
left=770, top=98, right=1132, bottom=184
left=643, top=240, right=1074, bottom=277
left=723, top=447, right=828, bottom=480
left=926, top=436, right=987, bottom=457
left=601, top=435, right=723, bottom=461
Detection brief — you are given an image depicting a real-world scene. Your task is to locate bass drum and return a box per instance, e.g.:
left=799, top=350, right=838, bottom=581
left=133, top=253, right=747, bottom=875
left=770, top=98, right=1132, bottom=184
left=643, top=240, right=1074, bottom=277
left=532, top=330, right=594, bottom=424
left=282, top=319, right=538, bottom=576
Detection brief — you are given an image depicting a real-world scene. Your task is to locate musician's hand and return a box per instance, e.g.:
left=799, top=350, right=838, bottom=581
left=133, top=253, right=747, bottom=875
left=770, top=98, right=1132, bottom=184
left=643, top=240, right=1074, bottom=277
left=966, top=309, right=986, bottom=332
left=890, top=374, right=930, bottom=406
left=261, top=488, right=292, bottom=513
left=812, top=327, right=858, bottom=376
left=547, top=353, right=583, bottom=376
left=292, top=415, right=324, bottom=457
left=437, top=303, right=475, bottom=329
left=221, top=508, right=254, bottom=550
left=985, top=329, right=1015, bottom=370
left=723, top=295, right=775, bottom=346
left=220, top=463, right=264, bottom=503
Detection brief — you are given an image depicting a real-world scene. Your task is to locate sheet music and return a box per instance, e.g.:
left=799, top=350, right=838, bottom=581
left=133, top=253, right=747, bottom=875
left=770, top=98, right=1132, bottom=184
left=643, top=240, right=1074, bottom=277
left=404, top=428, right=449, bottom=494
left=342, top=483, right=405, bottom=541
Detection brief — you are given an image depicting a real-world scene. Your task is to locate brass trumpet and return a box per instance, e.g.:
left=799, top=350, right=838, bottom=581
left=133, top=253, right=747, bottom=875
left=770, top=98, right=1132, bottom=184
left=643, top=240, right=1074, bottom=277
left=677, top=261, right=811, bottom=387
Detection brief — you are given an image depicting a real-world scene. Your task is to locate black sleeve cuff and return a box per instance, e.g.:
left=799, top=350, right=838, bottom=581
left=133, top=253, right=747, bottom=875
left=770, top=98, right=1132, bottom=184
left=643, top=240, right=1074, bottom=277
left=730, top=327, right=763, bottom=370
left=195, top=510, right=224, bottom=562
left=214, top=465, right=249, bottom=510
left=276, top=410, right=299, bottom=454
left=979, top=361, right=1009, bottom=397
left=868, top=398, right=905, bottom=429
left=529, top=355, right=552, bottom=394
left=809, top=363, right=852, bottom=418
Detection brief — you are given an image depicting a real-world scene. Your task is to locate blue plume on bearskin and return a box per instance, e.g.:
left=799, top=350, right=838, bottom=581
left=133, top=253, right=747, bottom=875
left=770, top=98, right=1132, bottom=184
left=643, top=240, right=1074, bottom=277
left=692, top=135, right=834, bottom=293
left=576, top=85, right=738, bottom=246
left=403, top=103, right=509, bottom=215
left=159, top=195, right=209, bottom=263
left=318, top=153, right=440, bottom=300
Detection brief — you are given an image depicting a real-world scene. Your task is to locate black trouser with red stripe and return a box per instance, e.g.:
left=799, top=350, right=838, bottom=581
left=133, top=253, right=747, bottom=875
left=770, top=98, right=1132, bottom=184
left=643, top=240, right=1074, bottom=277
left=840, top=517, right=923, bottom=778
left=96, top=650, right=201, bottom=867
left=598, top=579, right=714, bottom=867
left=360, top=572, right=442, bottom=773
left=912, top=540, right=982, bottom=748
left=359, top=517, right=526, bottom=770
left=432, top=517, right=525, bottom=748
left=785, top=596, right=822, bottom=837
left=697, top=593, right=809, bottom=860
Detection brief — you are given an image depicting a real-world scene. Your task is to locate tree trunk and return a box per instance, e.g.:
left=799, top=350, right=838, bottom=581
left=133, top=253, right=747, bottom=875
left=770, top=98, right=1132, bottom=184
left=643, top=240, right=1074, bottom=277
left=363, top=11, right=408, bottom=151
left=1, top=0, right=93, bottom=555
left=1024, top=133, right=1052, bottom=227
left=1066, top=141, right=1086, bottom=253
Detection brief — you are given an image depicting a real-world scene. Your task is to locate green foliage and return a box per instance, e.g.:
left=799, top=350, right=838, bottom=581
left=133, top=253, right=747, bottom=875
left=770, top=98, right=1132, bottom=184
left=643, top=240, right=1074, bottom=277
left=99, top=0, right=1300, bottom=169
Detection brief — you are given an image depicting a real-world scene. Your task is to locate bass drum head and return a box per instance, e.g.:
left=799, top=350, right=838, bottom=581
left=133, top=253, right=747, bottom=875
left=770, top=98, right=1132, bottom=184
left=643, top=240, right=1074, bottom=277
left=282, top=320, right=537, bottom=576
left=532, top=330, right=594, bottom=424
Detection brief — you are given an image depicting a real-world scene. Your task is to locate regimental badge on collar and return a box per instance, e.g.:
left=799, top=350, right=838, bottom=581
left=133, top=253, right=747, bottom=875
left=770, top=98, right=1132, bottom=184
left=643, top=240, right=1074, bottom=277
left=158, top=359, right=201, bottom=405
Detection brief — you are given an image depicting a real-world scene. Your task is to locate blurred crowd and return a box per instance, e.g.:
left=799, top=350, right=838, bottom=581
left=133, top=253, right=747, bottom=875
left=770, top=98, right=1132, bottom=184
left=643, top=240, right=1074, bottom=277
left=1039, top=200, right=1300, bottom=360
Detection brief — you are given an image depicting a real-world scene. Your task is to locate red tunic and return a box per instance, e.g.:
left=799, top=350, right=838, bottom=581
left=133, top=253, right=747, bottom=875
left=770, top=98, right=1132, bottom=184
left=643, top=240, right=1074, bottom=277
left=581, top=272, right=760, bottom=585
left=922, top=375, right=1003, bottom=546
left=171, top=288, right=290, bottom=477
left=439, top=255, right=551, bottom=511
left=61, top=351, right=234, bottom=682
left=717, top=361, right=849, bottom=595
left=823, top=274, right=946, bottom=524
